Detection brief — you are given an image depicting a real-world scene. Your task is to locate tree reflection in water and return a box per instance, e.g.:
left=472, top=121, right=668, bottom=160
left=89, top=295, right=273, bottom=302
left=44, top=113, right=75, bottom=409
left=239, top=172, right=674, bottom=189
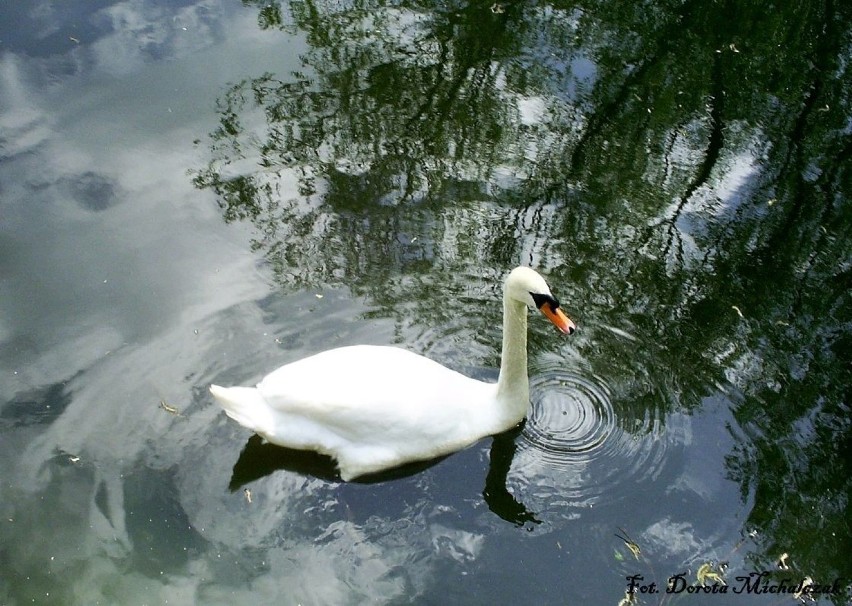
left=195, top=0, right=850, bottom=592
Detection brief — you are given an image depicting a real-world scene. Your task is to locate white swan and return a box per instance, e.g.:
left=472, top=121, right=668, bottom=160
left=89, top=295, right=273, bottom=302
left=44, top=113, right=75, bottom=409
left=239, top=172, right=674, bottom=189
left=210, top=266, right=575, bottom=480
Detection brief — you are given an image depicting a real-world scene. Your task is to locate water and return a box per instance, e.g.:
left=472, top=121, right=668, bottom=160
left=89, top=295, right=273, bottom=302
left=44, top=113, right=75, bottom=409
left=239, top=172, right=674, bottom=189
left=1, top=1, right=849, bottom=604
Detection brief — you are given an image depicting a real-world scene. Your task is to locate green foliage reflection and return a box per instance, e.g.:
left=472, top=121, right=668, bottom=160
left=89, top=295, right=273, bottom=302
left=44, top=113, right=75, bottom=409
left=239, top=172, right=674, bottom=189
left=197, top=0, right=850, bottom=595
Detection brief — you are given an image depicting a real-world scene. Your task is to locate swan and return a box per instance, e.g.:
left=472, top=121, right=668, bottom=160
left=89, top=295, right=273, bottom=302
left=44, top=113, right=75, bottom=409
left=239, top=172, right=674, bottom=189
left=210, top=266, right=575, bottom=481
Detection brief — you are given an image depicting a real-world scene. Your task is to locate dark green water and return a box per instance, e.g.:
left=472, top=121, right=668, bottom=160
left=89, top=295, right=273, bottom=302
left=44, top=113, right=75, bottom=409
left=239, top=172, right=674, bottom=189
left=1, top=1, right=849, bottom=604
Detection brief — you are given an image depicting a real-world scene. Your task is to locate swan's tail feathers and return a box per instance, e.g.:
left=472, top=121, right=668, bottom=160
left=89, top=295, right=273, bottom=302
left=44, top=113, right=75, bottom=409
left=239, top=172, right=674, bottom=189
left=210, top=384, right=270, bottom=434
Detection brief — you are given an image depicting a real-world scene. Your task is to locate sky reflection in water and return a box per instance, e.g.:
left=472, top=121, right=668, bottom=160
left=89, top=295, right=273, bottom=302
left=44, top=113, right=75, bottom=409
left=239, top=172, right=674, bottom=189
left=1, top=1, right=849, bottom=605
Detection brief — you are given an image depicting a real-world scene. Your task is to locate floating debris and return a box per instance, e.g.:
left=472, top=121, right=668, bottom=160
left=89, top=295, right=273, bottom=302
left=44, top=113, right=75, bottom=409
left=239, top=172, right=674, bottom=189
left=159, top=400, right=182, bottom=416
left=615, top=527, right=641, bottom=560
left=794, top=577, right=813, bottom=600
left=696, top=562, right=726, bottom=586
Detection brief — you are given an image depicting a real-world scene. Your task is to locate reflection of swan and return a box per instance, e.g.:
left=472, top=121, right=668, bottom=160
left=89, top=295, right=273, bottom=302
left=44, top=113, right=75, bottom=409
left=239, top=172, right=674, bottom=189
left=228, top=434, right=450, bottom=487
left=211, top=267, right=575, bottom=481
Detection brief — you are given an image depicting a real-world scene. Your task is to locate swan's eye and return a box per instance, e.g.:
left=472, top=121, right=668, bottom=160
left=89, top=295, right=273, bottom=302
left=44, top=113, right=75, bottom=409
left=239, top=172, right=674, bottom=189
left=530, top=291, right=560, bottom=311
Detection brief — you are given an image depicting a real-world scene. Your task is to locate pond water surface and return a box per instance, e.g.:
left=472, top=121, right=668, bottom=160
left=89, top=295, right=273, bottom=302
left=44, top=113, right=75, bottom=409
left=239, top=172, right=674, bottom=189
left=1, top=2, right=849, bottom=605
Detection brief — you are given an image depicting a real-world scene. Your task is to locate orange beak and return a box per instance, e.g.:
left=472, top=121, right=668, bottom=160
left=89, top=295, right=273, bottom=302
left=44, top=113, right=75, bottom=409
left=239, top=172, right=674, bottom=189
left=540, top=303, right=576, bottom=335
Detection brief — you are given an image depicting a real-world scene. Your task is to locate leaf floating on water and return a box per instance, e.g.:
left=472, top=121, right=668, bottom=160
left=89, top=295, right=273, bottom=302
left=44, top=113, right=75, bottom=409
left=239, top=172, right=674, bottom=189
left=696, top=562, right=726, bottom=586
left=159, top=400, right=182, bottom=416
left=615, top=527, right=641, bottom=560
left=794, top=577, right=813, bottom=600
left=617, top=590, right=636, bottom=606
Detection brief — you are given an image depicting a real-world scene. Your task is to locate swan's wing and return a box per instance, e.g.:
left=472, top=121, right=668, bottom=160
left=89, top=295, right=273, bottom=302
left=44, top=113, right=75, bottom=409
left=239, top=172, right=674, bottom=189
left=256, top=345, right=491, bottom=440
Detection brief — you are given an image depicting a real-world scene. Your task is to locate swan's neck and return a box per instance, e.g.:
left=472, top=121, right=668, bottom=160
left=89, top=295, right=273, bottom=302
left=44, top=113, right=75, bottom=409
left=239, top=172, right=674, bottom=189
left=495, top=295, right=530, bottom=423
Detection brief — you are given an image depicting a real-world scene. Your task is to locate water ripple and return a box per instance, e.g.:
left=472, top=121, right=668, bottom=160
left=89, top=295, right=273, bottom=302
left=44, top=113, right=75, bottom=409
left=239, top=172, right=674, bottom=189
left=513, top=367, right=676, bottom=516
left=523, top=372, right=616, bottom=460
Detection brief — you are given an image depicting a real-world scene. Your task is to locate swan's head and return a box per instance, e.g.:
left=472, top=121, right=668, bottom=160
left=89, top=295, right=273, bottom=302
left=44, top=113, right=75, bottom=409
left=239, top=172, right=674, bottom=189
left=505, top=266, right=576, bottom=335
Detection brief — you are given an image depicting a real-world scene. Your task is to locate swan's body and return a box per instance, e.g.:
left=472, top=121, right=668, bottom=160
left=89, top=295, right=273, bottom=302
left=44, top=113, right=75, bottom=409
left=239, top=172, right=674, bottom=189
left=211, top=267, right=575, bottom=480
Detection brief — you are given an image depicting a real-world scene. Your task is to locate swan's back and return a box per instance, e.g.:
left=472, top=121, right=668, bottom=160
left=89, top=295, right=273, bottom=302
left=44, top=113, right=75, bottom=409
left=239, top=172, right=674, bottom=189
left=260, top=345, right=487, bottom=415
left=212, top=345, right=499, bottom=479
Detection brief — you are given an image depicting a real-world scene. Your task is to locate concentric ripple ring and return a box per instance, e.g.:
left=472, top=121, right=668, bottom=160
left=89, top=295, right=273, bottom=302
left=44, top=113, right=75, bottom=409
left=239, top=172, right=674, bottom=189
left=511, top=368, right=674, bottom=514
left=522, top=372, right=616, bottom=463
